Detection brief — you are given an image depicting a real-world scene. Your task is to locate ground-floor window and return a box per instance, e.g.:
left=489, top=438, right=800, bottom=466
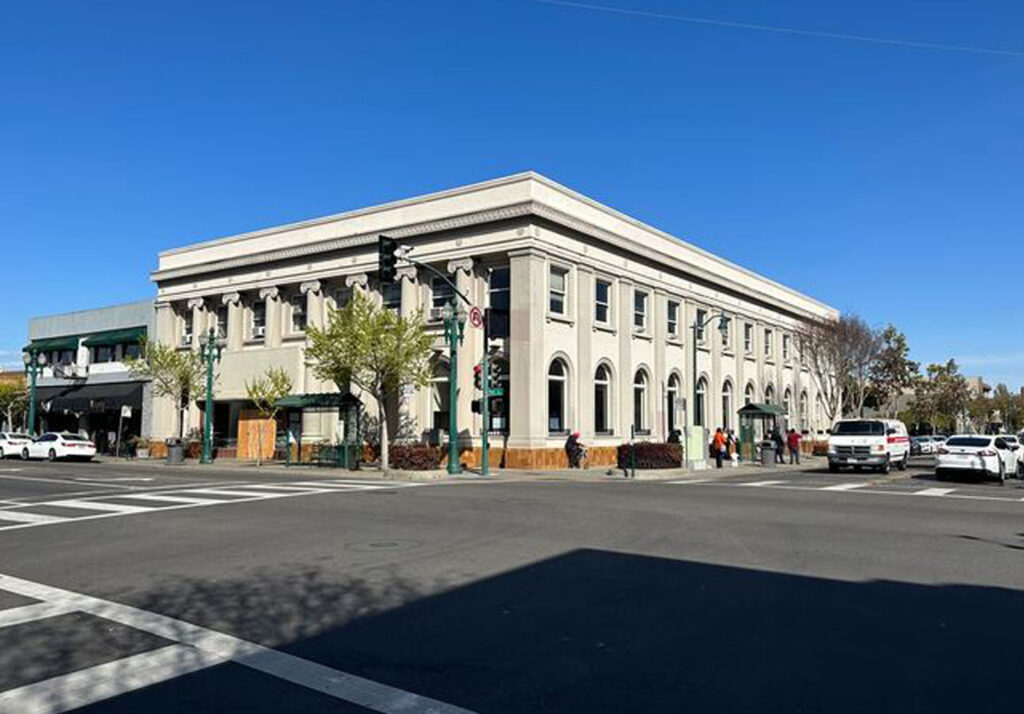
left=594, top=364, right=611, bottom=435
left=548, top=359, right=567, bottom=434
left=722, top=381, right=733, bottom=431
left=695, top=377, right=707, bottom=427
left=633, top=369, right=649, bottom=435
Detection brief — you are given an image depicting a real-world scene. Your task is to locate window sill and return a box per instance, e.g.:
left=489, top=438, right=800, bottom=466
left=243, top=338, right=266, bottom=347
left=282, top=332, right=306, bottom=342
left=593, top=322, right=616, bottom=335
left=632, top=330, right=652, bottom=341
left=666, top=337, right=683, bottom=347
left=722, top=349, right=735, bottom=357
left=546, top=313, right=574, bottom=326
left=633, top=429, right=651, bottom=437
left=697, top=344, right=711, bottom=353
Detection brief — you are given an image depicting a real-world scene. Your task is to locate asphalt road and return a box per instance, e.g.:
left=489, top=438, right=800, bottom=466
left=0, top=457, right=1022, bottom=713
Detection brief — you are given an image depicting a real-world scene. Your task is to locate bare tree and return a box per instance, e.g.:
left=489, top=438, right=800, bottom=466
left=125, top=338, right=209, bottom=440
left=797, top=313, right=880, bottom=426
left=844, top=317, right=882, bottom=417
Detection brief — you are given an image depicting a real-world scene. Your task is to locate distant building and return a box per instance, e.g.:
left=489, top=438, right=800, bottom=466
left=24, top=300, right=154, bottom=452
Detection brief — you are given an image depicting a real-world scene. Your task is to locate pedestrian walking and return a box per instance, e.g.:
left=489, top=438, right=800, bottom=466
left=713, top=427, right=727, bottom=469
left=772, top=427, right=786, bottom=464
left=787, top=428, right=802, bottom=465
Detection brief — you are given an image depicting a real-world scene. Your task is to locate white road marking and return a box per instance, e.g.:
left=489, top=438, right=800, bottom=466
left=819, top=482, right=868, bottom=491
left=738, top=480, right=789, bottom=487
left=0, top=602, right=75, bottom=629
left=0, top=468, right=24, bottom=473
left=0, top=510, right=67, bottom=524
left=0, top=572, right=477, bottom=714
left=0, top=644, right=227, bottom=714
left=665, top=479, right=715, bottom=485
left=229, top=484, right=323, bottom=492
left=46, top=500, right=152, bottom=514
left=184, top=488, right=280, bottom=498
left=116, top=493, right=227, bottom=506
left=0, top=473, right=122, bottom=488
left=72, top=477, right=154, bottom=483
left=915, top=487, right=956, bottom=497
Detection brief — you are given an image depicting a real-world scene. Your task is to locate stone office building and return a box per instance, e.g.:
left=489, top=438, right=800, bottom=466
left=150, top=173, right=837, bottom=467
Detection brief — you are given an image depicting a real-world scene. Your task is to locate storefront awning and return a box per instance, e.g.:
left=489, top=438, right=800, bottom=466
left=275, top=393, right=363, bottom=409
left=24, top=335, right=79, bottom=352
left=738, top=402, right=788, bottom=418
left=37, top=382, right=144, bottom=414
left=82, top=327, right=147, bottom=347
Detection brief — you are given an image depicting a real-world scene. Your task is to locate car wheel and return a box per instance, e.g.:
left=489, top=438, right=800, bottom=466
left=996, top=462, right=1005, bottom=484
left=47, top=449, right=57, bottom=462
left=0, top=447, right=4, bottom=459
left=898, top=453, right=908, bottom=471
left=22, top=448, right=30, bottom=460
left=880, top=457, right=891, bottom=475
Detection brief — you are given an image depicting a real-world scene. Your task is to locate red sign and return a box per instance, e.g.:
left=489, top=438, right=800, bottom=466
left=469, top=307, right=484, bottom=329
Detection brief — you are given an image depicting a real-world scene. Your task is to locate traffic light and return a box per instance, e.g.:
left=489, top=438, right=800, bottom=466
left=473, top=364, right=483, bottom=391
left=378, top=235, right=398, bottom=282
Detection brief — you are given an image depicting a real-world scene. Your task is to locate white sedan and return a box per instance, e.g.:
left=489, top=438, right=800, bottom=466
left=22, top=433, right=96, bottom=462
left=0, top=432, right=32, bottom=459
left=936, top=435, right=1017, bottom=483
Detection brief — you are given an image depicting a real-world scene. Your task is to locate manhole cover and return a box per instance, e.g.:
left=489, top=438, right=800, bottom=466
left=346, top=539, right=422, bottom=553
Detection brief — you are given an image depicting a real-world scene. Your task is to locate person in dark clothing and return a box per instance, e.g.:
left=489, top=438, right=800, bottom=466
left=565, top=431, right=586, bottom=468
left=772, top=427, right=786, bottom=464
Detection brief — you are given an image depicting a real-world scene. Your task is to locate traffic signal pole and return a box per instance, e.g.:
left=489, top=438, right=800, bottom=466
left=480, top=317, right=490, bottom=477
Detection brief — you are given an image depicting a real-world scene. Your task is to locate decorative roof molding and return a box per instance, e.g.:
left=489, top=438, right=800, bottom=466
left=221, top=292, right=241, bottom=306
left=345, top=273, right=368, bottom=290
left=446, top=257, right=474, bottom=275
left=395, top=266, right=418, bottom=282
left=259, top=287, right=279, bottom=300
left=186, top=297, right=204, bottom=310
left=299, top=280, right=321, bottom=295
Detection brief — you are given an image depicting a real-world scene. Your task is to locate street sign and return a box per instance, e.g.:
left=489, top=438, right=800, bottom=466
left=469, top=306, right=484, bottom=329
left=121, top=405, right=132, bottom=419
left=489, top=388, right=505, bottom=397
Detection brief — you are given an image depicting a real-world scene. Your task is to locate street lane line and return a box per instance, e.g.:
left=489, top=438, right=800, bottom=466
left=0, top=644, right=227, bottom=714
left=819, top=482, right=868, bottom=491
left=46, top=500, right=152, bottom=514
left=0, top=572, right=477, bottom=714
left=0, top=473, right=122, bottom=488
left=0, top=510, right=67, bottom=524
left=915, top=487, right=956, bottom=497
left=0, top=602, right=75, bottom=629
left=737, top=480, right=789, bottom=487
left=116, top=494, right=227, bottom=506
left=665, top=479, right=715, bottom=485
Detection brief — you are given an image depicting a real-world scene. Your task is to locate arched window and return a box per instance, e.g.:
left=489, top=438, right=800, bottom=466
left=783, top=388, right=792, bottom=417
left=764, top=384, right=775, bottom=405
left=799, top=391, right=808, bottom=430
left=744, top=383, right=755, bottom=406
left=594, top=364, right=612, bottom=435
left=548, top=359, right=568, bottom=434
left=666, top=373, right=681, bottom=435
left=722, top=381, right=733, bottom=431
left=695, top=377, right=708, bottom=427
left=633, top=369, right=649, bottom=434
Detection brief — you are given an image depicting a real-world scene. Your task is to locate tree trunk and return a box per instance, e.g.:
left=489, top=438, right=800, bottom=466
left=378, top=397, right=389, bottom=475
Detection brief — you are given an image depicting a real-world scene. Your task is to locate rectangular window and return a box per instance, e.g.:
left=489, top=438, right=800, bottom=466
left=124, top=343, right=141, bottom=360
left=216, top=305, right=229, bottom=340
left=251, top=302, right=266, bottom=340
left=764, top=328, right=774, bottom=359
left=290, top=294, right=307, bottom=333
left=331, top=286, right=351, bottom=311
left=432, top=277, right=454, bottom=309
left=489, top=267, right=510, bottom=312
left=783, top=334, right=791, bottom=360
left=595, top=279, right=611, bottom=325
left=667, top=300, right=679, bottom=337
left=181, top=312, right=193, bottom=346
left=381, top=283, right=401, bottom=313
left=721, top=316, right=731, bottom=349
left=634, top=290, right=648, bottom=330
left=549, top=266, right=567, bottom=315
left=696, top=308, right=707, bottom=342
left=744, top=323, right=754, bottom=353
left=92, top=346, right=113, bottom=363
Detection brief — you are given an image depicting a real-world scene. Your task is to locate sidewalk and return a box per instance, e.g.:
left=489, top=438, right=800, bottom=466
left=86, top=454, right=826, bottom=484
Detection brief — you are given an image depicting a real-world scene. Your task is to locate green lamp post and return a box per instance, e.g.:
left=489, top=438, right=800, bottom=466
left=198, top=327, right=223, bottom=464
left=22, top=350, right=47, bottom=437
left=442, top=300, right=466, bottom=475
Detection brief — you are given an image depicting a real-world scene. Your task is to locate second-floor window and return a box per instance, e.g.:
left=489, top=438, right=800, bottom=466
left=633, top=290, right=648, bottom=331
left=764, top=328, right=774, bottom=359
left=549, top=266, right=568, bottom=315
left=216, top=305, right=229, bottom=340
left=91, top=345, right=114, bottom=363
left=744, top=323, right=754, bottom=353
left=432, top=277, right=454, bottom=310
left=181, top=312, right=193, bottom=346
left=289, top=294, right=307, bottom=332
left=251, top=302, right=266, bottom=340
left=489, top=267, right=510, bottom=312
left=381, top=283, right=401, bottom=314
left=721, top=316, right=731, bottom=349
left=595, top=279, right=611, bottom=325
left=696, top=308, right=707, bottom=343
left=783, top=334, right=791, bottom=361
left=667, top=300, right=679, bottom=337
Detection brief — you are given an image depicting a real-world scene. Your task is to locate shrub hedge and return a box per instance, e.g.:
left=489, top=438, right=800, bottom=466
left=389, top=443, right=442, bottom=471
left=616, top=442, right=683, bottom=470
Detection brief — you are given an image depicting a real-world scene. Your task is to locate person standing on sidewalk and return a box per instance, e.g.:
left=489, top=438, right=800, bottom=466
left=772, top=427, right=786, bottom=464
left=787, top=429, right=802, bottom=465
left=713, top=428, right=727, bottom=469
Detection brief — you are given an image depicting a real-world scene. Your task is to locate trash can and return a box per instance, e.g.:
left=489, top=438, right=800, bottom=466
left=165, top=438, right=185, bottom=465
left=760, top=440, right=776, bottom=467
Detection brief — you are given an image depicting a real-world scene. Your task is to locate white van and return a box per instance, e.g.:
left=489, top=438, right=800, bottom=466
left=827, top=419, right=910, bottom=474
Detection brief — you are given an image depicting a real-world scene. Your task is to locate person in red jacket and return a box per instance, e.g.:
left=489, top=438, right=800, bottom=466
left=787, top=429, right=802, bottom=464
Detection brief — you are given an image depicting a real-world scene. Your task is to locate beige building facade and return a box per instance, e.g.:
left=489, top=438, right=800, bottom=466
left=150, top=173, right=837, bottom=466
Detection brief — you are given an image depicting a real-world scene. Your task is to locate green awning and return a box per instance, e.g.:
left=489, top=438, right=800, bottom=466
left=24, top=335, right=79, bottom=352
left=82, top=327, right=147, bottom=347
left=275, top=392, right=363, bottom=409
left=738, top=402, right=788, bottom=417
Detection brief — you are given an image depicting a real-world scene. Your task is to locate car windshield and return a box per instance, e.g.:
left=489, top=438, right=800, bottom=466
left=946, top=437, right=991, bottom=448
left=832, top=421, right=885, bottom=436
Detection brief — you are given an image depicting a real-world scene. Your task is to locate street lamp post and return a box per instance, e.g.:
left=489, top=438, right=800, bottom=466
left=199, top=327, right=223, bottom=464
left=442, top=300, right=466, bottom=475
left=22, top=350, right=48, bottom=437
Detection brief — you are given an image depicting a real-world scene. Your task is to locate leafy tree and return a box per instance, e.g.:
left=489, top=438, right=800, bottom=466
left=911, top=360, right=971, bottom=434
left=868, top=325, right=919, bottom=418
left=0, top=382, right=27, bottom=432
left=244, top=366, right=293, bottom=466
left=125, top=338, right=210, bottom=440
left=991, top=383, right=1023, bottom=433
left=305, top=291, right=433, bottom=473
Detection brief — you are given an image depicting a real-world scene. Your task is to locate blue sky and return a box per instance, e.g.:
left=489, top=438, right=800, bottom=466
left=2, top=0, right=1022, bottom=387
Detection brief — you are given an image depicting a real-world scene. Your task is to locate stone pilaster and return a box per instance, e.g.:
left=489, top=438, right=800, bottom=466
left=508, top=249, right=546, bottom=449
left=259, top=286, right=281, bottom=348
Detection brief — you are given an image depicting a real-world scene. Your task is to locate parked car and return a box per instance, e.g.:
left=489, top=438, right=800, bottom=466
left=0, top=432, right=33, bottom=459
left=998, top=434, right=1022, bottom=476
left=910, top=437, right=924, bottom=456
left=21, top=433, right=96, bottom=462
left=935, top=434, right=1017, bottom=483
left=827, top=419, right=910, bottom=474
left=913, top=436, right=938, bottom=455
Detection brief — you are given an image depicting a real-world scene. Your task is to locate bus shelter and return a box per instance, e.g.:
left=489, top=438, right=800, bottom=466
left=273, top=392, right=364, bottom=468
left=737, top=403, right=788, bottom=462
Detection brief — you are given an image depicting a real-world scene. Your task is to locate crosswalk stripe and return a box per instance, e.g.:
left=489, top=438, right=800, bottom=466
left=46, top=500, right=152, bottom=514
left=0, top=644, right=227, bottom=714
left=737, top=480, right=789, bottom=487
left=228, top=484, right=324, bottom=492
left=915, top=487, right=956, bottom=497
left=0, top=510, right=66, bottom=524
left=290, top=481, right=377, bottom=489
left=116, top=494, right=226, bottom=506
left=819, top=482, right=868, bottom=491
left=0, top=602, right=75, bottom=629
left=183, top=488, right=278, bottom=498
left=665, top=479, right=714, bottom=485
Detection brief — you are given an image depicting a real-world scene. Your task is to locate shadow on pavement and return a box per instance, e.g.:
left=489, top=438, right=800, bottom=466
left=9, top=550, right=1024, bottom=713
